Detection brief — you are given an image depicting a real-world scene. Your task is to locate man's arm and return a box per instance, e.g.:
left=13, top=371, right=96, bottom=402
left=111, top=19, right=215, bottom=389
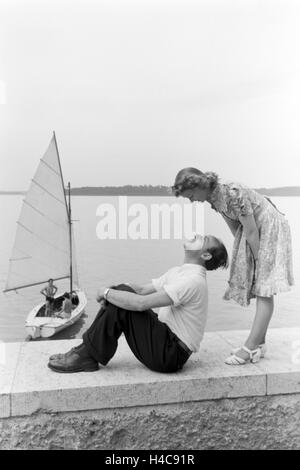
left=97, top=287, right=173, bottom=312
left=40, top=288, right=46, bottom=296
left=125, top=282, right=156, bottom=295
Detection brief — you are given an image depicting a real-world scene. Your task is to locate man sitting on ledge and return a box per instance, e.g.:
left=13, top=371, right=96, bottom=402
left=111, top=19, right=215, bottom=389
left=48, top=234, right=228, bottom=374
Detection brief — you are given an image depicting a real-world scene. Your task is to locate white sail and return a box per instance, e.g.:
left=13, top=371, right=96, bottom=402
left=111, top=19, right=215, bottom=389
left=4, top=134, right=77, bottom=292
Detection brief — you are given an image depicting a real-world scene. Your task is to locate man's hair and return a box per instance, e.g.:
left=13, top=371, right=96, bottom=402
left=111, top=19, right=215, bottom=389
left=205, top=239, right=229, bottom=271
left=48, top=278, right=53, bottom=282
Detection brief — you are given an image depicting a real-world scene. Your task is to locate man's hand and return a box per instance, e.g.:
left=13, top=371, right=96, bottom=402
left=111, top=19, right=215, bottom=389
left=96, top=287, right=108, bottom=309
left=96, top=286, right=107, bottom=303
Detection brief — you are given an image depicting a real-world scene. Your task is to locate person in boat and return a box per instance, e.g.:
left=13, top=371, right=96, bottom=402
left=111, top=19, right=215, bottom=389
left=44, top=298, right=55, bottom=317
left=41, top=279, right=58, bottom=303
left=71, top=291, right=79, bottom=306
left=40, top=279, right=58, bottom=317
left=56, top=292, right=73, bottom=319
left=48, top=233, right=228, bottom=374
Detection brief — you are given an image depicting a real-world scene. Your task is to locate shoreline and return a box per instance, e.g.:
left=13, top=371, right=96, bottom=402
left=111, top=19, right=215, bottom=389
left=1, top=192, right=300, bottom=197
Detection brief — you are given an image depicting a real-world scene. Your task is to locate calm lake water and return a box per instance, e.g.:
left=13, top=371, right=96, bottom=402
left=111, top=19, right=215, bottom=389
left=0, top=195, right=299, bottom=342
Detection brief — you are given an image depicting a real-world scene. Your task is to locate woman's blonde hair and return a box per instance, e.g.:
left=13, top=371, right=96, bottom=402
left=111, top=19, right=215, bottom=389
left=172, top=167, right=219, bottom=196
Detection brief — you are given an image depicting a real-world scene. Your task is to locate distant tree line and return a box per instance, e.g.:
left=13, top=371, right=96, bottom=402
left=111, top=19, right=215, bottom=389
left=69, top=185, right=300, bottom=197
left=70, top=185, right=172, bottom=196
left=2, top=185, right=300, bottom=197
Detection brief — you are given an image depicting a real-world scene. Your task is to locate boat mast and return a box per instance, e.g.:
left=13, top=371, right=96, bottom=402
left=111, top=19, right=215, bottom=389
left=68, top=182, right=73, bottom=293
left=53, top=131, right=73, bottom=293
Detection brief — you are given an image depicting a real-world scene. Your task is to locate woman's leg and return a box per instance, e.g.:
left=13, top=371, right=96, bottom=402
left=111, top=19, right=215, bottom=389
left=232, top=296, right=274, bottom=360
left=245, top=295, right=274, bottom=347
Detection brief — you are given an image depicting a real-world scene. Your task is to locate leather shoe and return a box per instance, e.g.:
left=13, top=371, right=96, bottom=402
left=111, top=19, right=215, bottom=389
left=48, top=349, right=99, bottom=373
left=49, top=343, right=84, bottom=361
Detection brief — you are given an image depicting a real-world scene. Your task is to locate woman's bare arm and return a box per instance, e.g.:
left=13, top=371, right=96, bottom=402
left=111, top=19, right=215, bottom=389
left=222, top=214, right=240, bottom=236
left=239, top=214, right=260, bottom=260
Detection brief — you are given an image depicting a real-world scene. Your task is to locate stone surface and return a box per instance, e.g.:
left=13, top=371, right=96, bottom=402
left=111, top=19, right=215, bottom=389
left=2, top=328, right=300, bottom=449
left=10, top=333, right=266, bottom=416
left=218, top=328, right=300, bottom=395
left=1, top=394, right=300, bottom=450
left=0, top=328, right=299, bottom=420
left=258, top=329, right=300, bottom=395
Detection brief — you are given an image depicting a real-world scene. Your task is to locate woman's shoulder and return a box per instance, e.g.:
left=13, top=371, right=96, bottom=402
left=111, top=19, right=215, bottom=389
left=223, top=181, right=248, bottom=193
left=209, top=181, right=261, bottom=214
left=222, top=181, right=262, bottom=200
left=212, top=181, right=245, bottom=203
left=217, top=182, right=259, bottom=216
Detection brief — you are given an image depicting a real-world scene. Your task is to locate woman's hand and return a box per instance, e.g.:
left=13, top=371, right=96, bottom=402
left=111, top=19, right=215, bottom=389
left=251, top=252, right=259, bottom=289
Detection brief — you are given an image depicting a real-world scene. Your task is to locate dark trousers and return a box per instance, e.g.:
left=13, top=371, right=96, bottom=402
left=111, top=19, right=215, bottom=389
left=83, top=284, right=191, bottom=373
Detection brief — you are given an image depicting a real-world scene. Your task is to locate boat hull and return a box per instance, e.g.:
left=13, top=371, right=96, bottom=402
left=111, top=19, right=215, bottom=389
left=25, top=289, right=87, bottom=339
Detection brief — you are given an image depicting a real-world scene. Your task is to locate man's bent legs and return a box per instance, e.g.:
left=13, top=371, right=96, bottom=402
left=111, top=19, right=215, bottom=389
left=83, top=284, right=190, bottom=373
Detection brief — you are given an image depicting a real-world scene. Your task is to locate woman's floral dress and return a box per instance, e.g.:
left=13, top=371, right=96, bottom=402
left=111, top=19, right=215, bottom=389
left=209, top=182, right=294, bottom=306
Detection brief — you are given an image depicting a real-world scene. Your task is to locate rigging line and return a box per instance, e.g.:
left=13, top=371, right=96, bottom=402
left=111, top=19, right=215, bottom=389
left=16, top=221, right=69, bottom=255
left=9, top=246, right=32, bottom=261
left=40, top=158, right=61, bottom=176
left=31, top=179, right=65, bottom=205
left=52, top=132, right=70, bottom=221
left=12, top=244, right=67, bottom=270
left=4, top=275, right=70, bottom=293
left=23, top=200, right=68, bottom=231
left=26, top=248, right=70, bottom=274
left=42, top=216, right=68, bottom=231
left=7, top=248, right=69, bottom=277
left=6, top=255, right=71, bottom=283
left=17, top=222, right=33, bottom=234
left=23, top=200, right=45, bottom=216
left=6, top=269, right=36, bottom=281
left=6, top=267, right=69, bottom=284
left=10, top=246, right=34, bottom=260
left=10, top=250, right=67, bottom=273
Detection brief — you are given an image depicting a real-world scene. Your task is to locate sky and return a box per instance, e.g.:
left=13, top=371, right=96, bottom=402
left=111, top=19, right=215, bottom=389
left=1, top=0, right=300, bottom=190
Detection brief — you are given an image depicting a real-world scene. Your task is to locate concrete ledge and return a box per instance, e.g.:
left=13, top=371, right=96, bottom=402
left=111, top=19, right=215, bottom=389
left=1, top=328, right=300, bottom=419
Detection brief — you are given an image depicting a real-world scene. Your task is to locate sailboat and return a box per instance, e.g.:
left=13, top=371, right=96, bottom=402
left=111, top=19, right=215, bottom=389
left=3, top=132, right=87, bottom=339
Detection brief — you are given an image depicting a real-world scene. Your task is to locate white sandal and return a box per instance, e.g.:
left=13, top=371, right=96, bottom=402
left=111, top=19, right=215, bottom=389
left=225, top=345, right=262, bottom=365
left=231, top=343, right=267, bottom=358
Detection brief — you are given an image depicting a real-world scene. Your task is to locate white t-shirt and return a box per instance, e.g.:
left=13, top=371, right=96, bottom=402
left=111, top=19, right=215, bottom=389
left=152, top=264, right=208, bottom=353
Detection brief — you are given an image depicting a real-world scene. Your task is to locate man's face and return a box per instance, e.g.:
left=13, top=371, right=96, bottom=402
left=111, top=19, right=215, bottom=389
left=184, top=233, right=206, bottom=251
left=183, top=234, right=219, bottom=254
